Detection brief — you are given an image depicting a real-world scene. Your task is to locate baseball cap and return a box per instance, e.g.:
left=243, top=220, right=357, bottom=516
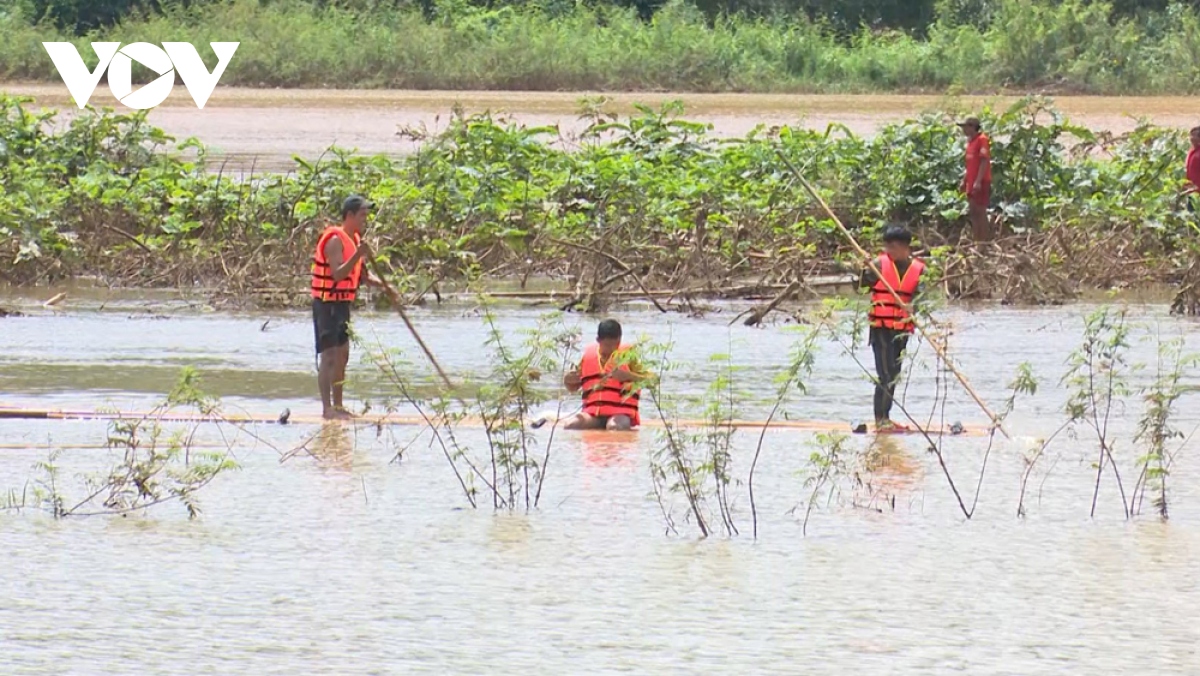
left=957, top=116, right=982, bottom=129
left=341, top=194, right=374, bottom=217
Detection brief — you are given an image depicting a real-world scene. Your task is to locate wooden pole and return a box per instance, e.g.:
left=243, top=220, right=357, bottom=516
left=775, top=149, right=1010, bottom=439
left=0, top=406, right=990, bottom=434
left=366, top=259, right=455, bottom=391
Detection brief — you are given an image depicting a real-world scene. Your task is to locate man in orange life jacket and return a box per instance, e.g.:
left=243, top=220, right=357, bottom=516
left=562, top=319, right=646, bottom=431
left=861, top=225, right=925, bottom=433
left=311, top=195, right=379, bottom=420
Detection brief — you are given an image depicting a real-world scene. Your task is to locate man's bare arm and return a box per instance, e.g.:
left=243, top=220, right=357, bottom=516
left=564, top=370, right=582, bottom=392
left=610, top=357, right=653, bottom=384
left=972, top=155, right=990, bottom=192
left=324, top=237, right=371, bottom=282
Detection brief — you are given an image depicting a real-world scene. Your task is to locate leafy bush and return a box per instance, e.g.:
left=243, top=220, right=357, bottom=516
left=0, top=94, right=1195, bottom=300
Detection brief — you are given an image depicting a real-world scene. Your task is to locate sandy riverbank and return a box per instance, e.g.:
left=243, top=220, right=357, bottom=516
left=4, top=84, right=1196, bottom=171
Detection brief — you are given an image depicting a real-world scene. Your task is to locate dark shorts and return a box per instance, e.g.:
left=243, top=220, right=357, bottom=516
left=312, top=299, right=351, bottom=354
left=588, top=413, right=637, bottom=428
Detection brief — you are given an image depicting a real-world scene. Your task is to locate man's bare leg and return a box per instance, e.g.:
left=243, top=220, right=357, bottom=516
left=332, top=343, right=352, bottom=418
left=969, top=203, right=991, bottom=241
left=318, top=348, right=338, bottom=420
left=606, top=415, right=633, bottom=431
left=564, top=413, right=606, bottom=430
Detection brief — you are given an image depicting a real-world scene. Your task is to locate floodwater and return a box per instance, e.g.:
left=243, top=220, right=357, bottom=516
left=3, top=292, right=1200, bottom=673
left=5, top=84, right=1200, bottom=171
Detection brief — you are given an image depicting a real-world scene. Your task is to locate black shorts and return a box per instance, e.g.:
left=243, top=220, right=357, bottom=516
left=590, top=413, right=635, bottom=426
left=312, top=299, right=351, bottom=354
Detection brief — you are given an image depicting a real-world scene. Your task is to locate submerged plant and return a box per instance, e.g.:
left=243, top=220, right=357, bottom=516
left=2, top=368, right=239, bottom=519
left=798, top=432, right=856, bottom=537
left=696, top=349, right=742, bottom=536
left=749, top=325, right=821, bottom=538
left=642, top=337, right=712, bottom=538
left=361, top=336, right=480, bottom=507
left=1130, top=335, right=1196, bottom=519
left=475, top=301, right=578, bottom=510
left=1063, top=307, right=1133, bottom=518
left=362, top=301, right=578, bottom=511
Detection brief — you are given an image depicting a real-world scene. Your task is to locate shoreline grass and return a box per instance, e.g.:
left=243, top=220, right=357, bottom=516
left=3, top=0, right=1200, bottom=95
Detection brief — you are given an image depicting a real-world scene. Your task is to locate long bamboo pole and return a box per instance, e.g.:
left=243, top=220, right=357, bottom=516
left=365, top=258, right=455, bottom=391
left=775, top=149, right=1010, bottom=439
left=0, top=406, right=990, bottom=435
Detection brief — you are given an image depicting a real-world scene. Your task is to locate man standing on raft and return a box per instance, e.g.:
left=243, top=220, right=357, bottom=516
left=563, top=319, right=646, bottom=431
left=862, top=225, right=925, bottom=433
left=311, top=195, right=378, bottom=420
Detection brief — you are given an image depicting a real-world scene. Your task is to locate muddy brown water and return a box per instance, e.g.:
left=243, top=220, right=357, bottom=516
left=5, top=84, right=1200, bottom=171
left=2, top=288, right=1200, bottom=672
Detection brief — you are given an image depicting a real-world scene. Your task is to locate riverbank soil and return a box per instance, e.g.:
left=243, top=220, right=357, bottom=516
left=5, top=85, right=1198, bottom=171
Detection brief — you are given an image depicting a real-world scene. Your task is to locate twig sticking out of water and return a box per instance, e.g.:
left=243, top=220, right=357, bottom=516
left=749, top=326, right=820, bottom=538
left=1063, top=308, right=1131, bottom=518
left=361, top=301, right=577, bottom=512
left=0, top=368, right=239, bottom=519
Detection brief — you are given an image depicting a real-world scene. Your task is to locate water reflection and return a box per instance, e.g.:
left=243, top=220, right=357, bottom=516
left=580, top=431, right=639, bottom=468
left=863, top=435, right=922, bottom=499
left=309, top=423, right=355, bottom=472
left=488, top=514, right=534, bottom=556
left=654, top=539, right=744, bottom=594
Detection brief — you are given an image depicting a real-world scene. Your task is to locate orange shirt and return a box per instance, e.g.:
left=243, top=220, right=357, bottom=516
left=965, top=133, right=992, bottom=188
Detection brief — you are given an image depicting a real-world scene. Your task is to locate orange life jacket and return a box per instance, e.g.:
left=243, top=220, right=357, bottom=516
left=869, top=254, right=925, bottom=333
left=311, top=226, right=362, bottom=302
left=579, top=343, right=641, bottom=426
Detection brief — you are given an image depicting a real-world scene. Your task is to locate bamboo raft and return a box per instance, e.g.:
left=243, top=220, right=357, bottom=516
left=0, top=406, right=991, bottom=437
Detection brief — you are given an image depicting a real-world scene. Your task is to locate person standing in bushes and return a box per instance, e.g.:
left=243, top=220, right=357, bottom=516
left=1182, top=126, right=1200, bottom=207
left=958, top=116, right=992, bottom=241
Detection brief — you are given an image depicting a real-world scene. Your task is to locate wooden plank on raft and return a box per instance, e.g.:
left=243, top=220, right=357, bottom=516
left=0, top=406, right=991, bottom=436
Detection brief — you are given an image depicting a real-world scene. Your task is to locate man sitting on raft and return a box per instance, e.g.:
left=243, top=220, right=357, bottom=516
left=563, top=319, right=647, bottom=431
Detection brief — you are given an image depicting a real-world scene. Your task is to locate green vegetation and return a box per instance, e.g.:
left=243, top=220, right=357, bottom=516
left=4, top=0, right=1200, bottom=93
left=2, top=94, right=1196, bottom=305
left=1, top=368, right=240, bottom=519
left=1060, top=308, right=1197, bottom=519
left=364, top=305, right=578, bottom=510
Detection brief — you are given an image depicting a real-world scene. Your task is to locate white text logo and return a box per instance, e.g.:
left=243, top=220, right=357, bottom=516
left=42, top=42, right=239, bottom=110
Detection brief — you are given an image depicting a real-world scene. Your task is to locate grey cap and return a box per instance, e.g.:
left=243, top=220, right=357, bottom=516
left=341, top=194, right=374, bottom=217
left=957, top=116, right=982, bottom=129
